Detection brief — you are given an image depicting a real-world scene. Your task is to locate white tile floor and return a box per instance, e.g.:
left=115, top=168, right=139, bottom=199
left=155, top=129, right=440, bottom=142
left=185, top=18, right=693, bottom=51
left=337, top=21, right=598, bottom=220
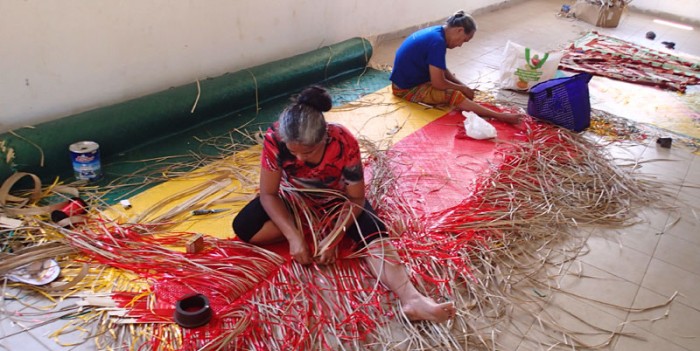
left=2, top=1, right=699, bottom=350
left=369, top=1, right=700, bottom=350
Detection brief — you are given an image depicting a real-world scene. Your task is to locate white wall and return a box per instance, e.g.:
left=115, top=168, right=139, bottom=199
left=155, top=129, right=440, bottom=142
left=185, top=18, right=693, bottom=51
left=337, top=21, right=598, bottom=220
left=0, top=0, right=512, bottom=132
left=629, top=0, right=700, bottom=25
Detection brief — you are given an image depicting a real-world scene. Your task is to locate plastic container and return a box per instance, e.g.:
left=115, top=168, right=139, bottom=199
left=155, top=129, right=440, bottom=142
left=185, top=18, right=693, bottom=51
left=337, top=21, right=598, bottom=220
left=173, top=294, right=212, bottom=328
left=70, top=141, right=103, bottom=181
left=527, top=72, right=593, bottom=132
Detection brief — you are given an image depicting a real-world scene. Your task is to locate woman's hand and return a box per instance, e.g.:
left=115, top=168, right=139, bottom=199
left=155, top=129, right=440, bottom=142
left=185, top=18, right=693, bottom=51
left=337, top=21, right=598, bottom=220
left=288, top=236, right=312, bottom=265
left=316, top=246, right=338, bottom=266
left=461, top=86, right=475, bottom=100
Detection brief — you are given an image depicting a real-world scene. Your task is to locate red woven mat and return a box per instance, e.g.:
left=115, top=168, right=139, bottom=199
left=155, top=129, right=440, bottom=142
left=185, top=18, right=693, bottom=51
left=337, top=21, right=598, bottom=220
left=82, top=106, right=531, bottom=350
left=384, top=107, right=527, bottom=215
left=559, top=31, right=700, bottom=92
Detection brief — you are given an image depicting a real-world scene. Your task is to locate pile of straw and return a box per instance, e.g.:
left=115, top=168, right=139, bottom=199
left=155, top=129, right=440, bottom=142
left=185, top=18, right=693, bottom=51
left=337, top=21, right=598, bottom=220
left=358, top=119, right=676, bottom=349
left=0, top=115, right=676, bottom=350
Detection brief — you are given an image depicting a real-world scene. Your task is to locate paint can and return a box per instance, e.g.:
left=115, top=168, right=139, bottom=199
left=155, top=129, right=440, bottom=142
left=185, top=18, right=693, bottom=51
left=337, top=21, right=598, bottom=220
left=70, top=141, right=102, bottom=181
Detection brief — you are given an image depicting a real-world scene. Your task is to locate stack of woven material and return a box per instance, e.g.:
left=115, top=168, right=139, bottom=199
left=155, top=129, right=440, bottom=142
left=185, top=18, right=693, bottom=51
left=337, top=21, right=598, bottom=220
left=560, top=31, right=700, bottom=93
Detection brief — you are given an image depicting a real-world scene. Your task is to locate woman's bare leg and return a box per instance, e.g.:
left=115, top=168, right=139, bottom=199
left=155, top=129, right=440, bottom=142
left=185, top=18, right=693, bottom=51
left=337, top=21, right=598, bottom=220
left=365, top=239, right=455, bottom=322
left=457, top=99, right=523, bottom=124
left=247, top=220, right=286, bottom=245
left=248, top=223, right=455, bottom=321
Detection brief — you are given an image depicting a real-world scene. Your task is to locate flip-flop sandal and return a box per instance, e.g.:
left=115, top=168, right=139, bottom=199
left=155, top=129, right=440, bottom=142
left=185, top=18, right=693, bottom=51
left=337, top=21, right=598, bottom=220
left=6, top=258, right=61, bottom=286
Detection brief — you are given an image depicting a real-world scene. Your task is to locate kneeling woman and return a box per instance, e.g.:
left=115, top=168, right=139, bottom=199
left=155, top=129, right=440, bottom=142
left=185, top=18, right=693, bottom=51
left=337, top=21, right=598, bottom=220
left=233, top=86, right=455, bottom=322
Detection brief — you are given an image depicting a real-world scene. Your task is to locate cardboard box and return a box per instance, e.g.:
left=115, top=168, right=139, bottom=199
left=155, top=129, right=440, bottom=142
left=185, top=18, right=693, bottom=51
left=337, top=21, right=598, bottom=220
left=574, top=1, right=625, bottom=28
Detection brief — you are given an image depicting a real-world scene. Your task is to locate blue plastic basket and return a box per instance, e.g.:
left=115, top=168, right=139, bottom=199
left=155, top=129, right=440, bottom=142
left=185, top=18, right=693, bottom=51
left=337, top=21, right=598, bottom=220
left=527, top=72, right=593, bottom=132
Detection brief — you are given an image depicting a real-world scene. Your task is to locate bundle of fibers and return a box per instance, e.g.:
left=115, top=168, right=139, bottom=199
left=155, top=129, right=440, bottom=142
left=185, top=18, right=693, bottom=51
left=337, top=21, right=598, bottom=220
left=56, top=218, right=398, bottom=350
left=363, top=118, right=670, bottom=349
left=59, top=119, right=670, bottom=350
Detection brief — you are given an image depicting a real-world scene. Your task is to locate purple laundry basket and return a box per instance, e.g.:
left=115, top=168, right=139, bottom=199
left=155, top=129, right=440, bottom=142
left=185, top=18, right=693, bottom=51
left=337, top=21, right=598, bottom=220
left=527, top=72, right=593, bottom=132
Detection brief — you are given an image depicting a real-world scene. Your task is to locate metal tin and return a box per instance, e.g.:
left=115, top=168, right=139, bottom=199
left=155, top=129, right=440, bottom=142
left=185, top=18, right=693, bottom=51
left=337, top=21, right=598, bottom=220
left=70, top=141, right=102, bottom=181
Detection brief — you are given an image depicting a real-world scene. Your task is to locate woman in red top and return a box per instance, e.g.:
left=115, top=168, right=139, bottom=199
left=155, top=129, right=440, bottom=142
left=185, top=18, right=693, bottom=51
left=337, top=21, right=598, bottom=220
left=233, top=86, right=455, bottom=322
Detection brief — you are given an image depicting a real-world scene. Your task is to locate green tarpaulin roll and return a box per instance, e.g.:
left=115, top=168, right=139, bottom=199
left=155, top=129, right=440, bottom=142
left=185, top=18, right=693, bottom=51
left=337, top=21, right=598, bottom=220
left=0, top=38, right=372, bottom=182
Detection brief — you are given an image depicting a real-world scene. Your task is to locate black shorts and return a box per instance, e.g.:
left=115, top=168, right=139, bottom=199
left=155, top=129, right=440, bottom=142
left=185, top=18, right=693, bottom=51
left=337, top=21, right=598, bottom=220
left=232, top=196, right=386, bottom=247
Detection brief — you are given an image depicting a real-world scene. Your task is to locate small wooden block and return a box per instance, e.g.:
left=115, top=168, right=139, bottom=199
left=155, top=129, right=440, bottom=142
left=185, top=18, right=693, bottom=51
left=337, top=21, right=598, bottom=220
left=186, top=234, right=205, bottom=254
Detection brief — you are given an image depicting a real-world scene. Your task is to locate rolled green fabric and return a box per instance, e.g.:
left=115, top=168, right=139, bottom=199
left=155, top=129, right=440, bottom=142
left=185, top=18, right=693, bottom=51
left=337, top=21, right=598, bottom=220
left=0, top=37, right=372, bottom=181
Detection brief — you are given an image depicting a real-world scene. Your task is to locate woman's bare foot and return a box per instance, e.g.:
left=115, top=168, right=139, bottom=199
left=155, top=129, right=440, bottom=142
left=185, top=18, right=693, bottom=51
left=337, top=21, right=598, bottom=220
left=495, top=113, right=524, bottom=124
left=401, top=296, right=456, bottom=322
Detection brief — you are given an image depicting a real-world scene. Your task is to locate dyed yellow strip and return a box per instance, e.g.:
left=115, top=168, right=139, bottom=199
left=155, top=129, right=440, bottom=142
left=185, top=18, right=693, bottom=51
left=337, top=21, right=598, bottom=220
left=589, top=77, right=700, bottom=140
left=324, top=86, right=445, bottom=142
left=104, top=86, right=447, bottom=240
left=103, top=148, right=261, bottom=239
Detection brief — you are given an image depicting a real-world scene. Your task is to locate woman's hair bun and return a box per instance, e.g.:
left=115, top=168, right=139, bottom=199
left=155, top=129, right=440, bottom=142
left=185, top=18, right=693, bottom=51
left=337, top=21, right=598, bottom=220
left=447, top=10, right=476, bottom=32
left=296, top=86, right=332, bottom=112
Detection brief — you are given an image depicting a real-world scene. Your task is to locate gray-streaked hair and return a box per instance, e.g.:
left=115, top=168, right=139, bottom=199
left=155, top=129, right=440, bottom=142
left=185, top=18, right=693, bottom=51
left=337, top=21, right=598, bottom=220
left=446, top=10, right=477, bottom=34
left=277, top=86, right=331, bottom=145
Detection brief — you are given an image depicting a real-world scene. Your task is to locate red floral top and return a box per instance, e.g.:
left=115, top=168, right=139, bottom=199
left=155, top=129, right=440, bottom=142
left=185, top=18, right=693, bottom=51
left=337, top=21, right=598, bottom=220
left=261, top=122, right=363, bottom=192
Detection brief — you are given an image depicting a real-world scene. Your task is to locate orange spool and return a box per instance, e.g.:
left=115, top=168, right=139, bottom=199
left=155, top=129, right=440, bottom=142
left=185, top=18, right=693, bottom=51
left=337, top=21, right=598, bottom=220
left=51, top=197, right=87, bottom=223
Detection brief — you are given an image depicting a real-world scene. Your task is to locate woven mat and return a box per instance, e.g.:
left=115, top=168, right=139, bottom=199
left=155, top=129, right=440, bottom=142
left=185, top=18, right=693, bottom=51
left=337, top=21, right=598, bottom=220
left=559, top=31, right=700, bottom=93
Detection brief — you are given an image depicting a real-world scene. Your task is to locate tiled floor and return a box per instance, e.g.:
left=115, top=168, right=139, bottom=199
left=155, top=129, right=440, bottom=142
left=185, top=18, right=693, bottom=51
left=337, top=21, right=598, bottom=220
left=370, top=1, right=700, bottom=350
left=2, top=1, right=699, bottom=350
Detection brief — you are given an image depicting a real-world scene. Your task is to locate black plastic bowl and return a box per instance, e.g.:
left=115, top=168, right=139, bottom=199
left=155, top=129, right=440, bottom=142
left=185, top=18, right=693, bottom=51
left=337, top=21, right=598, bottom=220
left=173, top=294, right=212, bottom=328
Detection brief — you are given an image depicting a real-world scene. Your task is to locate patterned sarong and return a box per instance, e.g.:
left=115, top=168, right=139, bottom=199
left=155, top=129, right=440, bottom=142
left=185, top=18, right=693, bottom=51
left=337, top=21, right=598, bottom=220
left=391, top=82, right=467, bottom=107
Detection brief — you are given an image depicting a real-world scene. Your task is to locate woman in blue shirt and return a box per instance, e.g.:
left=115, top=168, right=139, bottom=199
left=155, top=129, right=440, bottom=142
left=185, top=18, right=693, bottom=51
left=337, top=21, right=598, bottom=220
left=391, top=11, right=523, bottom=124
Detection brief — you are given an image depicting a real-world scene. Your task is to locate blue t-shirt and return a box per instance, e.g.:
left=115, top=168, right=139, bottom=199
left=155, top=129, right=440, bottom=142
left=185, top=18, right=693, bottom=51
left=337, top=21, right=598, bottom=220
left=389, top=26, right=447, bottom=89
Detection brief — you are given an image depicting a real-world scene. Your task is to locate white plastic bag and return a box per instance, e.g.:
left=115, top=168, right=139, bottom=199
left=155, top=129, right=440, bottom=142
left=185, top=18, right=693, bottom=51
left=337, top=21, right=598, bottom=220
left=463, top=111, right=497, bottom=140
left=498, top=41, right=562, bottom=91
